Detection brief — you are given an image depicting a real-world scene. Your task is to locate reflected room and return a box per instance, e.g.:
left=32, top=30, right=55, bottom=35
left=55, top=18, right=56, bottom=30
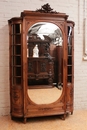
left=27, top=22, right=63, bottom=104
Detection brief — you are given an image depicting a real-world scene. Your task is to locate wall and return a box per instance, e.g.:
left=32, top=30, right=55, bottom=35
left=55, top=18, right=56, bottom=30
left=0, top=0, right=87, bottom=116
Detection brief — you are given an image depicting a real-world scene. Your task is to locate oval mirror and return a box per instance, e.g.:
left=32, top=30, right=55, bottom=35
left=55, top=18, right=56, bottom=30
left=27, top=22, right=63, bottom=104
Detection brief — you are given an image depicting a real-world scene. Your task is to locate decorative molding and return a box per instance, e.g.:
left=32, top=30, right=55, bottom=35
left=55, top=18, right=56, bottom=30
left=70, top=88, right=73, bottom=98
left=41, top=62, right=46, bottom=72
left=28, top=62, right=33, bottom=72
left=38, top=107, right=53, bottom=111
left=83, top=0, right=87, bottom=60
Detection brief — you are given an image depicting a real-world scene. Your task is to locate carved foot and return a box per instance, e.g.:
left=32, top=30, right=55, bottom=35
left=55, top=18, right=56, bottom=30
left=60, top=114, right=66, bottom=120
left=71, top=111, right=73, bottom=115
left=11, top=116, right=14, bottom=120
left=24, top=117, right=27, bottom=124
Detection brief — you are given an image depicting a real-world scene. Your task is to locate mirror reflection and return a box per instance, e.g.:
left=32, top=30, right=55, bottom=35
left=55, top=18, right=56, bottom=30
left=27, top=22, right=63, bottom=46
left=27, top=22, right=63, bottom=104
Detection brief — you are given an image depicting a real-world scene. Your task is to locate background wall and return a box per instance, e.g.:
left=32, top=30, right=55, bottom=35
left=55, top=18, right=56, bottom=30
left=0, top=0, right=87, bottom=116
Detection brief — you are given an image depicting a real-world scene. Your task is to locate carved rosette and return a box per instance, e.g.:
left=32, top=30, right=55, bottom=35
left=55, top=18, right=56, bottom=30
left=12, top=91, right=20, bottom=104
left=12, top=90, right=22, bottom=106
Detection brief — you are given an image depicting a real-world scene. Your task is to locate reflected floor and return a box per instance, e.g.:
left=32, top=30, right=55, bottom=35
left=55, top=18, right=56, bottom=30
left=28, top=86, right=62, bottom=104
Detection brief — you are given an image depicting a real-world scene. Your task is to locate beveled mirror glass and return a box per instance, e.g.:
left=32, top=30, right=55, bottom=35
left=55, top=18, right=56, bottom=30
left=27, top=22, right=63, bottom=104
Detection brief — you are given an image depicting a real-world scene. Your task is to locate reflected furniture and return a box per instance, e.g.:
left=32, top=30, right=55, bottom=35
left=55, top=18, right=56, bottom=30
left=8, top=3, right=75, bottom=123
left=28, top=57, right=55, bottom=86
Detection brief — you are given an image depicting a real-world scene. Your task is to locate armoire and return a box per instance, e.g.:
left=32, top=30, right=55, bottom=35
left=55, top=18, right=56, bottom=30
left=8, top=3, right=75, bottom=123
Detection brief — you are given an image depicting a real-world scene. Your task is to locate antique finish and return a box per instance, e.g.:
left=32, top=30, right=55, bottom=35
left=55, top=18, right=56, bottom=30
left=8, top=4, right=75, bottom=123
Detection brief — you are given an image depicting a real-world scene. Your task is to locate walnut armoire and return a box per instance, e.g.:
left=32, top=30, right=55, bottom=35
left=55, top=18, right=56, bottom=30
left=8, top=3, right=75, bottom=123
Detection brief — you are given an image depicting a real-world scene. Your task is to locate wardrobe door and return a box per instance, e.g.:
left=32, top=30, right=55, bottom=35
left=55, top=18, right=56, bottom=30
left=8, top=19, right=23, bottom=117
left=66, top=21, right=75, bottom=114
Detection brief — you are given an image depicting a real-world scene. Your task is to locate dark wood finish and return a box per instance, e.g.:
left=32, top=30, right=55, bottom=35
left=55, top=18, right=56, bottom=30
left=8, top=4, right=75, bottom=123
left=66, top=21, right=75, bottom=114
left=28, top=57, right=55, bottom=86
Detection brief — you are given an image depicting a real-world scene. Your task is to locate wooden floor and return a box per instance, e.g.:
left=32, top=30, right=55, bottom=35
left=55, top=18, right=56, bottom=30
left=0, top=110, right=87, bottom=130
left=28, top=86, right=62, bottom=104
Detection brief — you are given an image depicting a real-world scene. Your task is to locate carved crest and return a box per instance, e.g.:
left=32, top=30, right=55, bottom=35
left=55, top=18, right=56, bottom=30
left=36, top=3, right=58, bottom=13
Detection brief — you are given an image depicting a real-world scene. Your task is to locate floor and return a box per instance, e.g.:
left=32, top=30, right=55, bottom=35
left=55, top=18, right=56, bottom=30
left=0, top=110, right=87, bottom=130
left=28, top=86, right=62, bottom=104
